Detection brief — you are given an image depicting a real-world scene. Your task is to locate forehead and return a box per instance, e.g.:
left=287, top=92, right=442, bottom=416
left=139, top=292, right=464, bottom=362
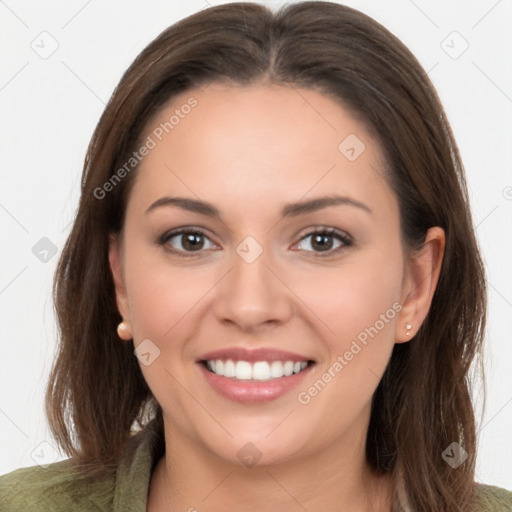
left=128, top=82, right=396, bottom=219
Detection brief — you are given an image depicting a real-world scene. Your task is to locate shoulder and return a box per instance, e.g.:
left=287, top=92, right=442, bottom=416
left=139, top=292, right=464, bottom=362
left=0, top=458, right=116, bottom=511
left=473, top=483, right=512, bottom=511
left=0, top=419, right=164, bottom=512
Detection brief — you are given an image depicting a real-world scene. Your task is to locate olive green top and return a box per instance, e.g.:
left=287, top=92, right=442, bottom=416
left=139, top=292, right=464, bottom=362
left=1, top=421, right=511, bottom=511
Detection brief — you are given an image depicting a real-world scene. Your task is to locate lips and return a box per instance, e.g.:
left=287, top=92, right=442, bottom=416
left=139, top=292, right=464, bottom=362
left=198, top=347, right=312, bottom=363
left=196, top=346, right=316, bottom=403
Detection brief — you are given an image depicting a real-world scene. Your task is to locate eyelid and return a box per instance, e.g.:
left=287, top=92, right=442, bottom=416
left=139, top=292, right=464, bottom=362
left=296, top=226, right=352, bottom=243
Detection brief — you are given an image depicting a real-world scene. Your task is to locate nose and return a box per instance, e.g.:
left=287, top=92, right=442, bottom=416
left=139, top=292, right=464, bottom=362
left=213, top=238, right=294, bottom=333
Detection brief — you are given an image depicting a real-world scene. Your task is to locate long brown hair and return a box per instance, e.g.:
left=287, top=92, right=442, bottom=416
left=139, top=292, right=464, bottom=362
left=46, top=2, right=486, bottom=510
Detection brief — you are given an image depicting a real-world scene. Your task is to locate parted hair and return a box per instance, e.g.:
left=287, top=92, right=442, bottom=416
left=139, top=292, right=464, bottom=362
left=46, top=2, right=487, bottom=510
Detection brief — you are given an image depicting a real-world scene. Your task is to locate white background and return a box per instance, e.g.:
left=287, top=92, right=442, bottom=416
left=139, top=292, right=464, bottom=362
left=1, top=0, right=511, bottom=489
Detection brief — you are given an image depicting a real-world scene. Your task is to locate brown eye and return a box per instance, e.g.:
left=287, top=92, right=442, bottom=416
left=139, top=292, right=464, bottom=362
left=296, top=228, right=352, bottom=255
left=179, top=232, right=205, bottom=251
left=159, top=229, right=216, bottom=254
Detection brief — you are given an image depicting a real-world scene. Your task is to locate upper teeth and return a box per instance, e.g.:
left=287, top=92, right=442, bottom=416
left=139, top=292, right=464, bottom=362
left=206, top=360, right=309, bottom=381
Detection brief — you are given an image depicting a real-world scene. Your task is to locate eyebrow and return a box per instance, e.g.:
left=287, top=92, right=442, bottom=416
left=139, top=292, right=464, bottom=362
left=145, top=194, right=372, bottom=218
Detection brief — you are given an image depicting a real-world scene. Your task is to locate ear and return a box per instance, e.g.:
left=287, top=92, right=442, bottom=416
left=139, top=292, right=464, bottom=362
left=396, top=226, right=445, bottom=343
left=108, top=233, right=131, bottom=324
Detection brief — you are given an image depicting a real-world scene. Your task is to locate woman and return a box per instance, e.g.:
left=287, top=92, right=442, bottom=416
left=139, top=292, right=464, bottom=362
left=1, top=2, right=511, bottom=510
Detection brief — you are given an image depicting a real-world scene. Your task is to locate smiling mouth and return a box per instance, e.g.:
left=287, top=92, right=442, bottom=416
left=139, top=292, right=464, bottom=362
left=200, top=359, right=315, bottom=381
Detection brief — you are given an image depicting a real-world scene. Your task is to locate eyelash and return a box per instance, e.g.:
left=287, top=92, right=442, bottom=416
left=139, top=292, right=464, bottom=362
left=157, top=227, right=353, bottom=258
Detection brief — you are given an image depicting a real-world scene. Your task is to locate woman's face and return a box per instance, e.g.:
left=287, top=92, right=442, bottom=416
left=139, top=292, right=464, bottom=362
left=110, top=82, right=442, bottom=467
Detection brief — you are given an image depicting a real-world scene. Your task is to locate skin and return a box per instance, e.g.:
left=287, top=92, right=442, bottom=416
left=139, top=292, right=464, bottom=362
left=109, top=81, right=445, bottom=511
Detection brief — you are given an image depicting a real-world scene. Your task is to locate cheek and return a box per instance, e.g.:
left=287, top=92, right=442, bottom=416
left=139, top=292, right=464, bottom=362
left=294, top=250, right=403, bottom=349
left=122, top=246, right=211, bottom=409
left=293, top=251, right=403, bottom=424
left=123, top=242, right=214, bottom=341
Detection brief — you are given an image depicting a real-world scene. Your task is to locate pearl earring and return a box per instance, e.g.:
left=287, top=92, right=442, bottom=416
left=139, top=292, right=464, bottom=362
left=406, top=323, right=412, bottom=336
left=117, top=321, right=131, bottom=339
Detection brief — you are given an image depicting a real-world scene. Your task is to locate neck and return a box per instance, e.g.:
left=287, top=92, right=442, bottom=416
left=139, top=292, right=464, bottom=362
left=148, top=415, right=393, bottom=512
